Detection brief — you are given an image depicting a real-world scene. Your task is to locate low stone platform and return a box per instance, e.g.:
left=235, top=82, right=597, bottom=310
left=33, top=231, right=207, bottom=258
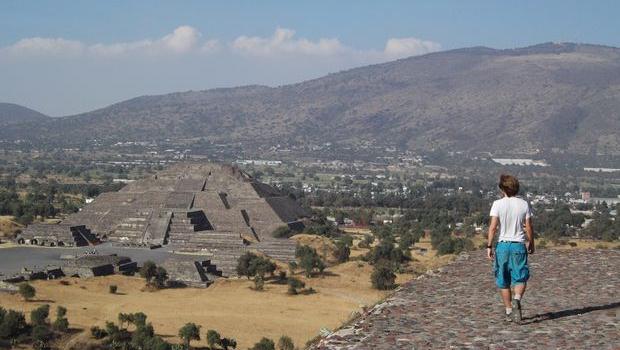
left=313, top=249, right=619, bottom=349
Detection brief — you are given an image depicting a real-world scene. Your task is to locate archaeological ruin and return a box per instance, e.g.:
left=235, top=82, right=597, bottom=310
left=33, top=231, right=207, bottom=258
left=15, top=163, right=311, bottom=282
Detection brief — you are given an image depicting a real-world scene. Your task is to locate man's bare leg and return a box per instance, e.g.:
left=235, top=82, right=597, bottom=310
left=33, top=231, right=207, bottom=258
left=513, top=283, right=526, bottom=300
left=500, top=288, right=512, bottom=308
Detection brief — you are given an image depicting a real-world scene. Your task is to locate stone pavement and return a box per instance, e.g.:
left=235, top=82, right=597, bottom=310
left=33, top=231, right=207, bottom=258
left=312, top=249, right=619, bottom=349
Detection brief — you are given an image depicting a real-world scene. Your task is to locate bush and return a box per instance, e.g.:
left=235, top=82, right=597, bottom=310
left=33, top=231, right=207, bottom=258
left=30, top=304, right=50, bottom=326
left=206, top=329, right=221, bottom=349
left=334, top=241, right=351, bottom=263
left=277, top=335, right=295, bottom=350
left=53, top=306, right=69, bottom=332
left=90, top=326, right=107, bottom=339
left=436, top=237, right=474, bottom=255
left=31, top=325, right=53, bottom=347
left=253, top=275, right=264, bottom=291
left=287, top=277, right=305, bottom=295
left=140, top=261, right=157, bottom=284
left=273, top=226, right=293, bottom=238
left=251, top=337, right=275, bottom=350
left=295, top=245, right=325, bottom=277
left=154, top=267, right=168, bottom=289
left=371, top=264, right=396, bottom=290
left=366, top=238, right=407, bottom=266
left=0, top=310, right=27, bottom=339
left=339, top=235, right=354, bottom=247
left=399, top=232, right=415, bottom=250
left=357, top=241, right=370, bottom=249
left=109, top=285, right=118, bottom=294
left=18, top=283, right=35, bottom=301
left=178, top=322, right=201, bottom=349
left=237, top=252, right=276, bottom=279
left=220, top=337, right=237, bottom=349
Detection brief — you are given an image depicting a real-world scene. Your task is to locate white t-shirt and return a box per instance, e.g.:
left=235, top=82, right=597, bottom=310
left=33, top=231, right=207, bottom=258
left=489, top=196, right=532, bottom=242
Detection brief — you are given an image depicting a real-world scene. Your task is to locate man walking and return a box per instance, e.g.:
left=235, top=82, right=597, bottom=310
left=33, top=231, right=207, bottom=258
left=487, top=174, right=534, bottom=323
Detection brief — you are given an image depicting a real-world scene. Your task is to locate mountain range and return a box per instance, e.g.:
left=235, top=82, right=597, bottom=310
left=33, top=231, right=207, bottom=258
left=1, top=42, right=619, bottom=155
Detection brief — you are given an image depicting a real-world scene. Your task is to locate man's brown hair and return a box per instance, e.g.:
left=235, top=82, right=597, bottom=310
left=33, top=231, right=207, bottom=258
left=498, top=174, right=520, bottom=197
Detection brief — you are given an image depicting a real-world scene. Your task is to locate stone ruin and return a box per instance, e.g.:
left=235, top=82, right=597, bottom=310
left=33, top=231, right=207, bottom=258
left=1, top=253, right=137, bottom=284
left=16, top=162, right=311, bottom=281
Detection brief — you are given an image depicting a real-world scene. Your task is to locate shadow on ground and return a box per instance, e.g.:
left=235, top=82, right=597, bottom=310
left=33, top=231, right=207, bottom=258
left=522, top=301, right=620, bottom=324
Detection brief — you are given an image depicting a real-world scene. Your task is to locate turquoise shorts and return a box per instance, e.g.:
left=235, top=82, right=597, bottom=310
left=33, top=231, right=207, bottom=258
left=494, top=241, right=529, bottom=288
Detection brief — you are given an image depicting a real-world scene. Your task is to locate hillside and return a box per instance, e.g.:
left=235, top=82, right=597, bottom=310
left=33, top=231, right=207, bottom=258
left=0, top=103, right=49, bottom=126
left=1, top=42, right=619, bottom=155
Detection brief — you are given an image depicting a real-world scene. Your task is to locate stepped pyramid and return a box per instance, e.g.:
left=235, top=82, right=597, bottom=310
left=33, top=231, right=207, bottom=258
left=17, top=162, right=310, bottom=277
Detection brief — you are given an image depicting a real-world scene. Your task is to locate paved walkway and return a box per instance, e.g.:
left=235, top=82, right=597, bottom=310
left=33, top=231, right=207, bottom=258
left=313, top=249, right=619, bottom=349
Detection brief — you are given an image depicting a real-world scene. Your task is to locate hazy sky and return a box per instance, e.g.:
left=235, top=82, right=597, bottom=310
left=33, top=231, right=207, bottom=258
left=1, top=0, right=619, bottom=116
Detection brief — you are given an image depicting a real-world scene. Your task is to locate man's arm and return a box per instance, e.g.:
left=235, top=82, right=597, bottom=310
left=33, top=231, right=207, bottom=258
left=487, top=216, right=499, bottom=260
left=524, top=217, right=535, bottom=254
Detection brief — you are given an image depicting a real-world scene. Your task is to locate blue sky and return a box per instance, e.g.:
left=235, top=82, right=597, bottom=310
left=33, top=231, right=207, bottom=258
left=1, top=1, right=619, bottom=116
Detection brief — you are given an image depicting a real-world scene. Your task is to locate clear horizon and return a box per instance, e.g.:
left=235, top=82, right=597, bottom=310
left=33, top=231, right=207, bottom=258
left=1, top=0, right=619, bottom=116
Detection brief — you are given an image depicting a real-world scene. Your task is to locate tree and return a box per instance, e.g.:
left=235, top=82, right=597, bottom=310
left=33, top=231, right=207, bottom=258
left=90, top=326, right=107, bottom=339
left=109, top=285, right=118, bottom=294
left=0, top=310, right=27, bottom=339
left=118, top=312, right=132, bottom=329
left=295, top=245, right=325, bottom=277
left=371, top=264, right=396, bottom=290
left=251, top=337, right=275, bottom=350
left=178, top=323, right=201, bottom=349
left=277, top=335, right=295, bottom=350
left=131, top=322, right=155, bottom=349
left=237, top=252, right=276, bottom=280
left=220, top=337, right=237, bottom=349
left=287, top=277, right=305, bottom=295
left=140, top=261, right=157, bottom=284
left=132, top=312, right=147, bottom=328
left=52, top=306, right=69, bottom=332
left=273, top=226, right=293, bottom=238
left=253, top=275, right=265, bottom=291
left=154, top=266, right=169, bottom=289
left=30, top=304, right=50, bottom=326
left=206, top=329, right=221, bottom=349
left=145, top=336, right=173, bottom=350
left=31, top=325, right=53, bottom=349
left=334, top=240, right=350, bottom=263
left=18, top=283, right=35, bottom=301
left=236, top=252, right=257, bottom=279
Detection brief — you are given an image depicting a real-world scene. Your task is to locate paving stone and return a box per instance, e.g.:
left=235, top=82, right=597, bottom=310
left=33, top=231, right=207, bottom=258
left=312, top=249, right=620, bottom=349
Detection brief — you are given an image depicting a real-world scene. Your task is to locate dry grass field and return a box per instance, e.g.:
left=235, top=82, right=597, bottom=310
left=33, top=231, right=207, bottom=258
left=0, top=252, right=419, bottom=349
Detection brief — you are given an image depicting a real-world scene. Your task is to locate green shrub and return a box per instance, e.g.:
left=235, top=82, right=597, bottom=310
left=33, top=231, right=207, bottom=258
left=53, top=306, right=69, bottom=332
left=287, top=277, right=305, bottom=295
left=371, top=265, right=396, bottom=290
left=253, top=275, right=265, bottom=291
left=237, top=252, right=276, bottom=279
left=0, top=310, right=27, bottom=339
left=30, top=304, right=50, bottom=326
left=251, top=337, right=275, bottom=350
left=109, top=285, right=118, bottom=294
left=277, top=335, right=295, bottom=350
left=295, top=245, right=325, bottom=277
left=273, top=226, right=294, bottom=238
left=18, top=283, right=35, bottom=301
left=334, top=241, right=351, bottom=263
left=339, top=235, right=354, bottom=247
left=90, top=326, right=107, bottom=339
left=178, top=323, right=201, bottom=349
left=206, top=329, right=221, bottom=349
